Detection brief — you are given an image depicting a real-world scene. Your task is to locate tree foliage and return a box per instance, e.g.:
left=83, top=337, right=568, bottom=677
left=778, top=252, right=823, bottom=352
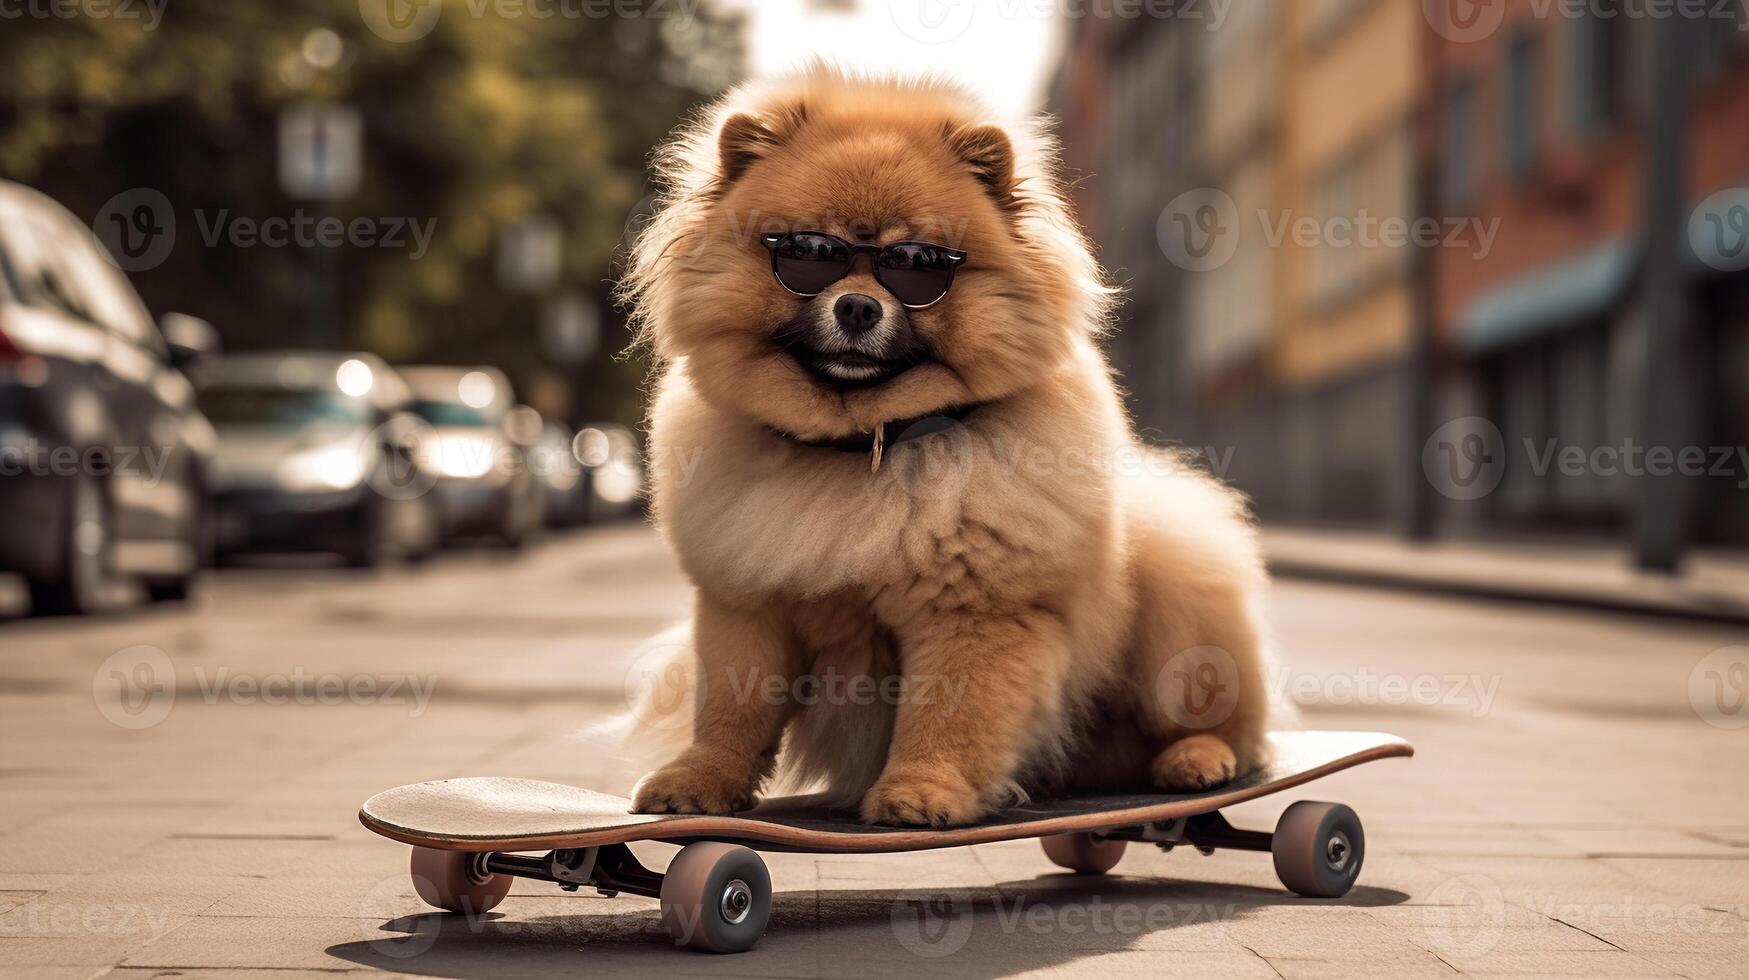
left=0, top=0, right=742, bottom=422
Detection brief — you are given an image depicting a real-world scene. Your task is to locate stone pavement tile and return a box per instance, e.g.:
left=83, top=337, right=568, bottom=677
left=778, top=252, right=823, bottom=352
left=1599, top=857, right=1749, bottom=906
left=1223, top=906, right=1421, bottom=958
left=0, top=889, right=42, bottom=915
left=0, top=833, right=135, bottom=875
left=200, top=875, right=417, bottom=919
left=0, top=873, right=83, bottom=894
left=0, top=933, right=162, bottom=968
left=123, top=836, right=331, bottom=879
left=1368, top=904, right=1615, bottom=955
left=1408, top=855, right=1678, bottom=900
left=109, top=971, right=382, bottom=979
left=1534, top=827, right=1742, bottom=857
left=815, top=849, right=997, bottom=888
left=1633, top=951, right=1749, bottom=979
left=1006, top=950, right=1284, bottom=977
left=1554, top=903, right=1749, bottom=954
left=0, top=967, right=105, bottom=980
left=1266, top=949, right=1459, bottom=978
left=119, top=914, right=451, bottom=971
left=1437, top=948, right=1678, bottom=976
left=0, top=891, right=221, bottom=939
left=1388, top=825, right=1584, bottom=859
left=127, top=912, right=817, bottom=977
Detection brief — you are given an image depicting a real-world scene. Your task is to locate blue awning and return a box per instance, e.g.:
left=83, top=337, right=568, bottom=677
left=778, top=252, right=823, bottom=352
left=1457, top=240, right=1639, bottom=353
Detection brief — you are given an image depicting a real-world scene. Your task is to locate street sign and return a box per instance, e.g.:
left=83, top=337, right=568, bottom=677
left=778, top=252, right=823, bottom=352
left=279, top=104, right=363, bottom=201
left=543, top=292, right=600, bottom=365
left=498, top=215, right=562, bottom=294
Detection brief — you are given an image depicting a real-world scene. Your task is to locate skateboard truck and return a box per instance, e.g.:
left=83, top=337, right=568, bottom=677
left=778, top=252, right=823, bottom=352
left=1097, top=811, right=1275, bottom=855
left=475, top=844, right=663, bottom=899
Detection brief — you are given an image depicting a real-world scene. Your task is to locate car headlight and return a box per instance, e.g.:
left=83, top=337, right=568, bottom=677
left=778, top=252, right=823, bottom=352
left=276, top=443, right=369, bottom=492
left=428, top=434, right=500, bottom=480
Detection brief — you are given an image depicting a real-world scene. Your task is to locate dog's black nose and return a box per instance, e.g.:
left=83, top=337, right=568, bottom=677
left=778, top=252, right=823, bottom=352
left=834, top=293, right=882, bottom=334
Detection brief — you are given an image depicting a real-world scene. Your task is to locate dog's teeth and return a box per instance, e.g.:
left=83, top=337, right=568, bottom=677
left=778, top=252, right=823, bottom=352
left=824, top=362, right=879, bottom=380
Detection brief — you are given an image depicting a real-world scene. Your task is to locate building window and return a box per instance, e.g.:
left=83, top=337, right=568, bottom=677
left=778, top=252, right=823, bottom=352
left=1569, top=1, right=1621, bottom=135
left=1696, top=0, right=1748, bottom=80
left=1503, top=28, right=1543, bottom=183
left=1442, top=75, right=1479, bottom=212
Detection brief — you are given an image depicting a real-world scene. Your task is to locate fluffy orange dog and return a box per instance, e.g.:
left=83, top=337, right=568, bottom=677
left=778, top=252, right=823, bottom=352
left=620, top=68, right=1273, bottom=827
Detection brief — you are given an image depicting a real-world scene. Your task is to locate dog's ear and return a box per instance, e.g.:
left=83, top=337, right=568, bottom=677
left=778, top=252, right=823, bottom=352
left=946, top=124, right=1018, bottom=208
left=717, top=113, right=780, bottom=188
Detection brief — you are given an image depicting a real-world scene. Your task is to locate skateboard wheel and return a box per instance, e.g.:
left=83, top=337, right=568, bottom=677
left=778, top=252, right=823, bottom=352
left=659, top=842, right=771, bottom=953
left=1040, top=833, right=1126, bottom=874
left=1272, top=801, right=1364, bottom=898
left=409, top=847, right=513, bottom=914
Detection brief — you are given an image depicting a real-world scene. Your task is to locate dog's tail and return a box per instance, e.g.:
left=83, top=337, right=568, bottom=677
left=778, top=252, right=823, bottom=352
left=576, top=622, right=696, bottom=774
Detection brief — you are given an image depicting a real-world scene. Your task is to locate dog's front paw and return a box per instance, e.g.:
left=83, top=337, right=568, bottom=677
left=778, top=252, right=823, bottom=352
left=1152, top=734, right=1238, bottom=792
left=631, top=761, right=756, bottom=815
left=861, top=768, right=986, bottom=827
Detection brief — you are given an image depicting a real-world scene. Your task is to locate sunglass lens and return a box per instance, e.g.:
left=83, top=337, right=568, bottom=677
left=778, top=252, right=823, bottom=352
left=876, top=243, right=956, bottom=306
left=772, top=233, right=850, bottom=295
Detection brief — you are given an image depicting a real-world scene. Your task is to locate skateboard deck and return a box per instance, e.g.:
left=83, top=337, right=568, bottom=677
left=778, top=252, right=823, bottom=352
left=360, top=730, right=1411, bottom=853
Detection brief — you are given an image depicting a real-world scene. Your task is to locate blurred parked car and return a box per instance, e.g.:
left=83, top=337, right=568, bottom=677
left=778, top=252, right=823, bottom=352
left=0, top=180, right=216, bottom=615
left=533, top=421, right=589, bottom=528
left=399, top=365, right=544, bottom=548
left=571, top=423, right=644, bottom=522
left=196, top=352, right=438, bottom=568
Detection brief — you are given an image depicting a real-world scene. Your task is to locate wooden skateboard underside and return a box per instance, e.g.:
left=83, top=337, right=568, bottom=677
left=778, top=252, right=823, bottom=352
left=360, top=730, right=1411, bottom=854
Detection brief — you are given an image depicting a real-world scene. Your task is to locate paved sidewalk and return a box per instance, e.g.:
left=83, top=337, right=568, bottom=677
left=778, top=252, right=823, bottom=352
left=1, top=524, right=1746, bottom=977
left=1265, top=527, right=1749, bottom=625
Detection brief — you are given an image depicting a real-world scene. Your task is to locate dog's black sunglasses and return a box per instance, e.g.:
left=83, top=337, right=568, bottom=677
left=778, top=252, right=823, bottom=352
left=759, top=232, right=968, bottom=309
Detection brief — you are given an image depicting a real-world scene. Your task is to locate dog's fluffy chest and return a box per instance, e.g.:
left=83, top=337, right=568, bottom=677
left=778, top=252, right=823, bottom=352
left=656, top=426, right=1091, bottom=612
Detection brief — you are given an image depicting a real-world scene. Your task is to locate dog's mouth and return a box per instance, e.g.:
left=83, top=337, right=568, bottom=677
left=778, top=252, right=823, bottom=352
left=786, top=345, right=922, bottom=389
left=773, top=314, right=932, bottom=391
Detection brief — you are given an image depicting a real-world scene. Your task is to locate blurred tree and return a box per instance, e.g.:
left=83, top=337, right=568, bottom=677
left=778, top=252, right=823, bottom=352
left=0, top=0, right=743, bottom=424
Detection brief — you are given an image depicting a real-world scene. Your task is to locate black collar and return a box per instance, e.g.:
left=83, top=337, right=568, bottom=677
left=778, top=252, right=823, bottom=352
left=767, top=402, right=985, bottom=463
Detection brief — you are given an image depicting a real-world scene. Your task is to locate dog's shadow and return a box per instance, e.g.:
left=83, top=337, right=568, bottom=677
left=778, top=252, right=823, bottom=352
left=325, top=873, right=1409, bottom=978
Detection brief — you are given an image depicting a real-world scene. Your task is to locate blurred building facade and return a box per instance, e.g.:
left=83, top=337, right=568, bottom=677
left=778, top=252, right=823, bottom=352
left=1052, top=0, right=1749, bottom=566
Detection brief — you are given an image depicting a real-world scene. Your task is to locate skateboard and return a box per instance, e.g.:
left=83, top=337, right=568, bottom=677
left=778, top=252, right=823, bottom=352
left=360, top=729, right=1411, bottom=953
